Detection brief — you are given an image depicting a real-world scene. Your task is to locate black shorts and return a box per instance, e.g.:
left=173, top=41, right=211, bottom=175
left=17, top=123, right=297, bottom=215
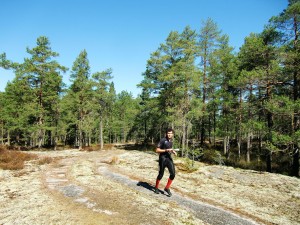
left=157, top=155, right=175, bottom=180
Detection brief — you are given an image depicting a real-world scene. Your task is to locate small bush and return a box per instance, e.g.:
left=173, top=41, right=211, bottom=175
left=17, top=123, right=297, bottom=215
left=0, top=146, right=38, bottom=170
left=176, top=158, right=198, bottom=173
left=38, top=156, right=55, bottom=165
left=201, top=149, right=225, bottom=165
left=103, top=144, right=116, bottom=150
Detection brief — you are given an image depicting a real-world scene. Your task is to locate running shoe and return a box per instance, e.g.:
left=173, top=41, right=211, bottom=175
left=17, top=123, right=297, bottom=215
left=164, top=188, right=172, bottom=197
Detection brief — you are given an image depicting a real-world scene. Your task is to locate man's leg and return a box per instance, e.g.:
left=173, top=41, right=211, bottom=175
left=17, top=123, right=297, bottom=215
left=164, top=159, right=175, bottom=196
left=154, top=179, right=160, bottom=194
left=165, top=178, right=173, bottom=189
left=154, top=158, right=165, bottom=194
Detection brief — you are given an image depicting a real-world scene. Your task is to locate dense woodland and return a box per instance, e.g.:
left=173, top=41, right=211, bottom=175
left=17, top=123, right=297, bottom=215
left=0, top=0, right=299, bottom=177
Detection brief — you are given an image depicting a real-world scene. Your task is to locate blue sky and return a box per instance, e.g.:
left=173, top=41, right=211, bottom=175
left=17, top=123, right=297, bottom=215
left=0, top=0, right=288, bottom=97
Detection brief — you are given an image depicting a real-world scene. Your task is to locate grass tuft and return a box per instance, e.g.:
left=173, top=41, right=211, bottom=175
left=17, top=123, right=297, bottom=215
left=176, top=158, right=199, bottom=173
left=109, top=156, right=119, bottom=165
left=37, top=156, right=55, bottom=165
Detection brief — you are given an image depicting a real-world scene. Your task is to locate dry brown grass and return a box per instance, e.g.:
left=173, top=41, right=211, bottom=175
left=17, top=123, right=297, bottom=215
left=0, top=145, right=38, bottom=170
left=37, top=156, right=55, bottom=165
left=103, top=144, right=116, bottom=150
left=82, top=145, right=105, bottom=151
left=82, top=146, right=97, bottom=152
left=81, top=144, right=116, bottom=151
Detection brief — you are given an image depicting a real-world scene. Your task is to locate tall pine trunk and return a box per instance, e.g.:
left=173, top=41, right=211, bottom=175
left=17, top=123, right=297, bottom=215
left=200, top=47, right=207, bottom=146
left=1, top=123, right=3, bottom=145
left=246, top=132, right=252, bottom=162
left=99, top=115, right=103, bottom=149
left=237, top=89, right=243, bottom=159
left=7, top=130, right=10, bottom=146
left=78, top=115, right=83, bottom=150
left=38, top=117, right=43, bottom=149
left=223, top=135, right=230, bottom=157
left=291, top=149, right=299, bottom=176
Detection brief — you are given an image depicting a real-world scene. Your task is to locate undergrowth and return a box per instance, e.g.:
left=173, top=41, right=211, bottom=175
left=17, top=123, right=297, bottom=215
left=0, top=145, right=38, bottom=170
left=176, top=158, right=199, bottom=173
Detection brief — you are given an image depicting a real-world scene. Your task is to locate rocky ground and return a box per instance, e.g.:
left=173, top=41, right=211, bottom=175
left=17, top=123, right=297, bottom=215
left=0, top=146, right=299, bottom=225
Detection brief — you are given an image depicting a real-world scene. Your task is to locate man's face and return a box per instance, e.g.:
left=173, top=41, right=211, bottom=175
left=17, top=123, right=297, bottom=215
left=167, top=131, right=173, bottom=140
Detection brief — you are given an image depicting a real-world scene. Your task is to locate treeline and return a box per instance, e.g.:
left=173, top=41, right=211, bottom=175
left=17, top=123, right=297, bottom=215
left=1, top=0, right=299, bottom=176
left=138, top=1, right=300, bottom=176
left=0, top=40, right=140, bottom=150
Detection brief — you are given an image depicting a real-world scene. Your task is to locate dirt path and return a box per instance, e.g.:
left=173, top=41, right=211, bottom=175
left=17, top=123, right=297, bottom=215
left=42, top=150, right=257, bottom=225
left=1, top=148, right=299, bottom=224
left=42, top=150, right=205, bottom=224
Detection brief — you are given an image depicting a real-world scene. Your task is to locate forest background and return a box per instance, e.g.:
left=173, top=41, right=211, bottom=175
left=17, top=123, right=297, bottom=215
left=0, top=0, right=299, bottom=177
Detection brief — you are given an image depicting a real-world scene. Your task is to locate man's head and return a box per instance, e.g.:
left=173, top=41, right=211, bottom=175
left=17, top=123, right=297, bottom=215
left=166, top=128, right=174, bottom=140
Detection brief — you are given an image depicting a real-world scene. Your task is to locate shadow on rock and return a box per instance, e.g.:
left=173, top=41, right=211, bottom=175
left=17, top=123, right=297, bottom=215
left=137, top=181, right=155, bottom=191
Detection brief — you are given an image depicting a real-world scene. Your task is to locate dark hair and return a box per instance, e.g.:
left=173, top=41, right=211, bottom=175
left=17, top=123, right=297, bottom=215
left=166, top=128, right=174, bottom=134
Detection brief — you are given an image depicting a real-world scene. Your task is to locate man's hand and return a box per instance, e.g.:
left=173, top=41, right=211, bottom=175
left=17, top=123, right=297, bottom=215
left=166, top=149, right=177, bottom=156
left=172, top=150, right=177, bottom=156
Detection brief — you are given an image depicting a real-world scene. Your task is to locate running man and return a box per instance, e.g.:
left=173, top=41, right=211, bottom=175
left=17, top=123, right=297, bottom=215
left=154, top=128, right=177, bottom=197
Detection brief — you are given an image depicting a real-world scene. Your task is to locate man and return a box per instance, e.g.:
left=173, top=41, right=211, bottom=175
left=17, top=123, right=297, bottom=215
left=154, top=128, right=177, bottom=197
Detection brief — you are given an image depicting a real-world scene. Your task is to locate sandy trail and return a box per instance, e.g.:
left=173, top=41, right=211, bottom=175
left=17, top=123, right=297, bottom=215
left=43, top=150, right=206, bottom=225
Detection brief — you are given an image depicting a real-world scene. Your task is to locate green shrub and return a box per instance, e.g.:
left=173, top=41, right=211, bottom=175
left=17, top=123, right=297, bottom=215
left=201, top=149, right=225, bottom=165
left=176, top=158, right=198, bottom=173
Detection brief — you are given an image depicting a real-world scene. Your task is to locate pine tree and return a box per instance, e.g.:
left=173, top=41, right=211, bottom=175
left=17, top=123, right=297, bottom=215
left=210, top=34, right=237, bottom=158
left=113, top=91, right=139, bottom=143
left=107, top=82, right=116, bottom=143
left=69, top=50, right=93, bottom=149
left=0, top=37, right=66, bottom=148
left=23, top=36, right=66, bottom=148
left=92, top=68, right=113, bottom=149
left=197, top=18, right=222, bottom=145
left=270, top=0, right=300, bottom=176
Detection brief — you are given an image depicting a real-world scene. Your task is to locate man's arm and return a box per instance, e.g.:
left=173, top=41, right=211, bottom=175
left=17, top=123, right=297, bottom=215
left=155, top=147, right=167, bottom=153
left=155, top=148, right=177, bottom=156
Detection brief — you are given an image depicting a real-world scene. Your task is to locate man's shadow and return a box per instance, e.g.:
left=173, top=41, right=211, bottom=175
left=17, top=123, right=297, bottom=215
left=136, top=181, right=164, bottom=194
